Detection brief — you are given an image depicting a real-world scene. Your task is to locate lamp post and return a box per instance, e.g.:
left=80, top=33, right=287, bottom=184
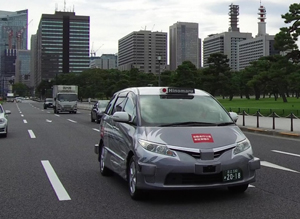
left=157, top=55, right=161, bottom=86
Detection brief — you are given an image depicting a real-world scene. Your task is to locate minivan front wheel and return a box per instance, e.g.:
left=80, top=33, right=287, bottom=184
left=128, top=156, right=143, bottom=200
left=99, top=144, right=113, bottom=176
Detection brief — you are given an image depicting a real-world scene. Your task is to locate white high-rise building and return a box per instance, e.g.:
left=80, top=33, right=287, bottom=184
left=118, top=30, right=167, bottom=74
left=169, top=22, right=201, bottom=70
left=237, top=5, right=280, bottom=71
left=203, top=4, right=252, bottom=71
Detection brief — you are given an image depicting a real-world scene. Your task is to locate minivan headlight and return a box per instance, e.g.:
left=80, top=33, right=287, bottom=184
left=234, top=139, right=251, bottom=155
left=0, top=118, right=7, bottom=124
left=138, top=139, right=176, bottom=157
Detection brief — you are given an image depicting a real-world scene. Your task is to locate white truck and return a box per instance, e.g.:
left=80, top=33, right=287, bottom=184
left=52, top=85, right=78, bottom=114
left=6, top=93, right=14, bottom=102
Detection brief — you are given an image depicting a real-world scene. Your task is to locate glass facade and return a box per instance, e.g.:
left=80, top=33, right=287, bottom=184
left=169, top=22, right=200, bottom=71
left=0, top=9, right=28, bottom=96
left=15, top=50, right=31, bottom=87
left=36, top=11, right=90, bottom=84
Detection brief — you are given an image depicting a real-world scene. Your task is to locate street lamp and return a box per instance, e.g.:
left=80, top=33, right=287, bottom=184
left=157, top=55, right=161, bottom=86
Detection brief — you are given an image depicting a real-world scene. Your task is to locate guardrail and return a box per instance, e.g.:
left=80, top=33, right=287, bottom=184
left=240, top=110, right=298, bottom=132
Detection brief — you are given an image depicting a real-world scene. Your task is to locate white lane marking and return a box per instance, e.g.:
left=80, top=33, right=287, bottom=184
left=19, top=111, right=22, bottom=114
left=41, top=160, right=71, bottom=201
left=261, top=161, right=299, bottom=173
left=28, top=130, right=36, bottom=138
left=249, top=185, right=255, bottom=188
left=21, top=114, right=24, bottom=117
left=272, top=150, right=300, bottom=158
left=41, top=110, right=44, bottom=112
left=47, top=112, right=51, bottom=114
left=23, top=119, right=27, bottom=124
left=46, top=119, right=52, bottom=123
left=93, top=128, right=100, bottom=132
left=68, top=119, right=77, bottom=123
left=55, top=114, right=60, bottom=117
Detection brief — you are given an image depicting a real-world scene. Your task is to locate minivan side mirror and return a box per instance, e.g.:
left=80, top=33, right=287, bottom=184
left=112, top=111, right=130, bottom=122
left=229, top=112, right=238, bottom=122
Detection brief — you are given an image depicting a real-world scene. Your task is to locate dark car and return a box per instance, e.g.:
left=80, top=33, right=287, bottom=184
left=44, top=98, right=53, bottom=109
left=91, top=100, right=110, bottom=123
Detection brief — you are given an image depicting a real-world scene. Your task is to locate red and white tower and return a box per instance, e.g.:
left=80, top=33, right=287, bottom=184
left=257, top=4, right=266, bottom=36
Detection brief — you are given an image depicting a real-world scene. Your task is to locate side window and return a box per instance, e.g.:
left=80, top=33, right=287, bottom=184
left=105, top=94, right=117, bottom=115
left=112, top=97, right=127, bottom=114
left=123, top=93, right=136, bottom=123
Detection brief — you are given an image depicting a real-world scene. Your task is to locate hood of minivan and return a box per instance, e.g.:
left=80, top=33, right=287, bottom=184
left=138, top=126, right=246, bottom=149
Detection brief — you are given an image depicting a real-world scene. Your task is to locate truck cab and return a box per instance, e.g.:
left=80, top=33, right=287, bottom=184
left=53, top=85, right=78, bottom=114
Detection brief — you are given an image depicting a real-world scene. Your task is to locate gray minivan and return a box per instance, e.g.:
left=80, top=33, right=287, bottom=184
left=95, top=87, right=260, bottom=200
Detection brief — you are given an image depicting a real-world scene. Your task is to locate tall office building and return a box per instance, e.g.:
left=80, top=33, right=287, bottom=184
left=203, top=4, right=252, bottom=71
left=118, top=30, right=167, bottom=74
left=30, top=34, right=38, bottom=92
left=169, top=22, right=201, bottom=70
left=15, top=50, right=31, bottom=87
left=34, top=11, right=90, bottom=85
left=237, top=5, right=280, bottom=71
left=0, top=9, right=28, bottom=96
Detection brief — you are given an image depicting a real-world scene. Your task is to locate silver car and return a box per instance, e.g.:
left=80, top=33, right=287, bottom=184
left=95, top=87, right=260, bottom=200
left=0, top=104, right=11, bottom=137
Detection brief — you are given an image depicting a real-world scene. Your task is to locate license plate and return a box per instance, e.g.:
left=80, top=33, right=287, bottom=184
left=222, top=169, right=242, bottom=182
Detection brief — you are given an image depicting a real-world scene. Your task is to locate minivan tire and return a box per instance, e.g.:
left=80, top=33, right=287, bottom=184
left=128, top=155, right=143, bottom=200
left=99, top=144, right=113, bottom=176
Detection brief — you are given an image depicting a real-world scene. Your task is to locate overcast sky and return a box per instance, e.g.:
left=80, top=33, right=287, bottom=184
left=1, top=0, right=297, bottom=56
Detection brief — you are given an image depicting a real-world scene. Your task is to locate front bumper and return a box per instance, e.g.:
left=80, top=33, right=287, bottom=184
left=57, top=106, right=77, bottom=112
left=0, top=123, right=7, bottom=134
left=135, top=151, right=260, bottom=190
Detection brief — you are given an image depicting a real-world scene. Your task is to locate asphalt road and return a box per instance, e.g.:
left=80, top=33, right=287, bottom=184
left=1, top=100, right=300, bottom=219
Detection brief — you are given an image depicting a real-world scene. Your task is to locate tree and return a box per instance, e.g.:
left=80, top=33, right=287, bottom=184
left=274, top=3, right=300, bottom=63
left=13, top=83, right=30, bottom=97
left=202, top=53, right=231, bottom=96
left=172, top=61, right=198, bottom=88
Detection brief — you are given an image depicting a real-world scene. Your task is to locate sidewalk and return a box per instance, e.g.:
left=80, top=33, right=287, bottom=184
left=236, top=115, right=300, bottom=138
left=77, top=102, right=300, bottom=138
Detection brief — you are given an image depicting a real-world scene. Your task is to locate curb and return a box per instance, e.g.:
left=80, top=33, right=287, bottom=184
left=239, top=126, right=300, bottom=139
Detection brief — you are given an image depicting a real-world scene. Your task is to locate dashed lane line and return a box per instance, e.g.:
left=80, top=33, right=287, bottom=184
left=67, top=119, right=77, bottom=123
left=93, top=128, right=100, bottom=132
left=41, top=160, right=71, bottom=201
left=261, top=161, right=299, bottom=173
left=272, top=150, right=300, bottom=158
left=23, top=119, right=27, bottom=124
left=28, top=130, right=36, bottom=138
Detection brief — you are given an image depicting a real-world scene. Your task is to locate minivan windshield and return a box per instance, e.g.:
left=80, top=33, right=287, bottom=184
left=139, top=95, right=233, bottom=126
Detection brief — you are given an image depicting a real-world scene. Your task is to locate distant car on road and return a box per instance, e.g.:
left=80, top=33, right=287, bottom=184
left=44, top=98, right=53, bottom=109
left=0, top=104, right=11, bottom=137
left=91, top=100, right=110, bottom=124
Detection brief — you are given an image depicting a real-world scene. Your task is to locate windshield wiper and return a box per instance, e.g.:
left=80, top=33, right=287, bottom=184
left=159, top=122, right=217, bottom=127
left=217, top=122, right=235, bottom=126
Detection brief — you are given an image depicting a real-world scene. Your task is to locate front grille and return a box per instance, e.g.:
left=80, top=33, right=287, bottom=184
left=172, top=147, right=233, bottom=159
left=173, top=150, right=201, bottom=159
left=165, top=172, right=223, bottom=185
left=0, top=127, right=5, bottom=132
